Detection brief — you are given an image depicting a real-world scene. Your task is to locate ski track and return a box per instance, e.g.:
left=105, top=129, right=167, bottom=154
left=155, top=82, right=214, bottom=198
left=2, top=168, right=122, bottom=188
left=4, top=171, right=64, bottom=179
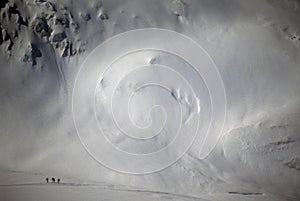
left=0, top=182, right=207, bottom=201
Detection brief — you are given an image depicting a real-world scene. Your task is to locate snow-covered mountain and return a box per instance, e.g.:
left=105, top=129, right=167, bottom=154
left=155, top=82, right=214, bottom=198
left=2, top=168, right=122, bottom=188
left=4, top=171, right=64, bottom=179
left=0, top=0, right=299, bottom=200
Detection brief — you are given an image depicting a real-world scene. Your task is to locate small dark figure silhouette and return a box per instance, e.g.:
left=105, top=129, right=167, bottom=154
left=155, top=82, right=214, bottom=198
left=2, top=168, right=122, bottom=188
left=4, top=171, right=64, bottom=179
left=46, top=178, right=49, bottom=183
left=57, top=178, right=60, bottom=183
left=52, top=177, right=55, bottom=183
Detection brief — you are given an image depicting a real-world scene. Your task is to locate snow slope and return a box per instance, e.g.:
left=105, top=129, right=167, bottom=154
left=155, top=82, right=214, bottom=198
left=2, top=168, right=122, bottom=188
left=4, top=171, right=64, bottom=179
left=0, top=0, right=300, bottom=200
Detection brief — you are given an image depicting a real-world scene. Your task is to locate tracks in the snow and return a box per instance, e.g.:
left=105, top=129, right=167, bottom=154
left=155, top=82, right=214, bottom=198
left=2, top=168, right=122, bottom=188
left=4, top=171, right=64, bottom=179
left=0, top=182, right=208, bottom=201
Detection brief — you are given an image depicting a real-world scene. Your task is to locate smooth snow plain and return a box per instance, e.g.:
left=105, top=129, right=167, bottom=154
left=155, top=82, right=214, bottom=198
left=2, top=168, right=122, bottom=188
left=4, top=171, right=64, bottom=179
left=0, top=0, right=300, bottom=201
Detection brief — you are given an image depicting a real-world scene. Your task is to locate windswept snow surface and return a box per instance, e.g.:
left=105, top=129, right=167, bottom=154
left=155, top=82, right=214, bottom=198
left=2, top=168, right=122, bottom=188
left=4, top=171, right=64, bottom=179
left=1, top=0, right=300, bottom=201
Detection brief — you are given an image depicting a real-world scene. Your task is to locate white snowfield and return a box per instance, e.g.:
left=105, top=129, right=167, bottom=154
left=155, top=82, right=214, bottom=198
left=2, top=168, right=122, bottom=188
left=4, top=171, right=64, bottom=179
left=0, top=0, right=300, bottom=201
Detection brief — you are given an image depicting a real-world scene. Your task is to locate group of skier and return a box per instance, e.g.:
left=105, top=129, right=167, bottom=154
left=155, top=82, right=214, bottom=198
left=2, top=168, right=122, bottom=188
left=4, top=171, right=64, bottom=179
left=46, top=177, right=61, bottom=183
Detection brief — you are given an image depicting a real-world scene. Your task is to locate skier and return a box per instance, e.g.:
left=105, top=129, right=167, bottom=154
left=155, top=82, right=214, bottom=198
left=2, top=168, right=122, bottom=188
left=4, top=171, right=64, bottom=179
left=57, top=178, right=60, bottom=183
left=46, top=178, right=49, bottom=183
left=52, top=177, right=55, bottom=183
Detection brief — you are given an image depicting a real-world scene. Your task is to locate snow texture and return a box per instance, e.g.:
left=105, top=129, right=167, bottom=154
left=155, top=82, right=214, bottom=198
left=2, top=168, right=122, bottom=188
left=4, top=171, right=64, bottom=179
left=0, top=0, right=300, bottom=200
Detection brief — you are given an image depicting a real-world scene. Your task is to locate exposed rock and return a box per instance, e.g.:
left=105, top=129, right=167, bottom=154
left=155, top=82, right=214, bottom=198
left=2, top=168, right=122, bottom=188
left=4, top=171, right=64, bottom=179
left=290, top=32, right=300, bottom=43
left=285, top=157, right=300, bottom=171
left=170, top=0, right=186, bottom=17
left=80, top=12, right=91, bottom=21
left=0, top=0, right=8, bottom=10
left=71, top=21, right=79, bottom=32
left=40, top=1, right=56, bottom=12
left=1, top=10, right=6, bottom=20
left=0, top=30, right=2, bottom=45
left=30, top=43, right=42, bottom=58
left=280, top=26, right=300, bottom=45
left=51, top=31, right=67, bottom=43
left=22, top=43, right=42, bottom=66
left=269, top=137, right=296, bottom=146
left=34, top=0, right=46, bottom=4
left=2, top=29, right=10, bottom=41
left=54, top=39, right=76, bottom=57
left=7, top=3, right=20, bottom=16
left=7, top=38, right=13, bottom=50
left=0, top=0, right=85, bottom=63
left=12, top=30, right=18, bottom=39
left=0, top=28, right=13, bottom=51
left=31, top=17, right=52, bottom=38
left=20, top=16, right=28, bottom=27
left=99, top=13, right=109, bottom=20
left=55, top=15, right=70, bottom=28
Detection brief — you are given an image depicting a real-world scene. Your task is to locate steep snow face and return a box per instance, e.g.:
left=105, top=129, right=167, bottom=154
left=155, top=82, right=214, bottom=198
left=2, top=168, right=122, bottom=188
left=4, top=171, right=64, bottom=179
left=0, top=0, right=300, bottom=201
left=72, top=28, right=226, bottom=175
